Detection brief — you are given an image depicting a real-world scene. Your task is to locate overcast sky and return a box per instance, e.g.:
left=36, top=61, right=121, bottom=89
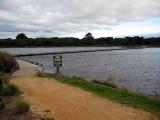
left=0, top=0, right=160, bottom=38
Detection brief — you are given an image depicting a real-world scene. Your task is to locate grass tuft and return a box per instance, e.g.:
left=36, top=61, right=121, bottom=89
left=40, top=109, right=55, bottom=120
left=0, top=84, right=20, bottom=96
left=0, top=51, right=19, bottom=73
left=0, top=101, right=5, bottom=110
left=37, top=71, right=46, bottom=77
left=14, top=99, right=30, bottom=112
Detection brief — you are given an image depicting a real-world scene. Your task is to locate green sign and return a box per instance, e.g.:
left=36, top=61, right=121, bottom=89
left=53, top=55, right=62, bottom=67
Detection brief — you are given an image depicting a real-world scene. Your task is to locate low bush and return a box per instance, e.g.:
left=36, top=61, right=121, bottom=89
left=14, top=99, right=30, bottom=112
left=0, top=101, right=5, bottom=110
left=0, top=84, right=20, bottom=96
left=0, top=72, right=10, bottom=89
left=0, top=72, right=4, bottom=89
left=0, top=51, right=19, bottom=73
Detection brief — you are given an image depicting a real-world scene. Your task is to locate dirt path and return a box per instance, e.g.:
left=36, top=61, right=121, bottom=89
left=11, top=60, right=159, bottom=120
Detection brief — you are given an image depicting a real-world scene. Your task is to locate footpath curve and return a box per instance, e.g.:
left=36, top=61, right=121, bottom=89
left=11, top=60, right=159, bottom=120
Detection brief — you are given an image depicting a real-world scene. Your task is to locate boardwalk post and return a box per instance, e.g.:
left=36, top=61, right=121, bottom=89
left=53, top=55, right=62, bottom=75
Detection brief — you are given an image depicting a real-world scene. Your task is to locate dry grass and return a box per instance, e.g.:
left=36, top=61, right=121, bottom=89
left=0, top=51, right=19, bottom=73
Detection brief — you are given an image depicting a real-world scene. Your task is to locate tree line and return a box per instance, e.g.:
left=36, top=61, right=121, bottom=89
left=0, top=33, right=160, bottom=47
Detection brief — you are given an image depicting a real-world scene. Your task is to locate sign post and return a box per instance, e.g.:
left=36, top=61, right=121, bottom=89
left=53, top=55, right=62, bottom=75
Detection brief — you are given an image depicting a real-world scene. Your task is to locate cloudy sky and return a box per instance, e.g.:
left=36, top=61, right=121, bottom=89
left=0, top=0, right=160, bottom=38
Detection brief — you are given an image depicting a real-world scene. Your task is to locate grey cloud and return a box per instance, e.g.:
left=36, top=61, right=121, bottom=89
left=0, top=0, right=160, bottom=38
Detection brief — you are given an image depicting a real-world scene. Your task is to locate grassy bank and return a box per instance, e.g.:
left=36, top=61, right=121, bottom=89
left=38, top=73, right=160, bottom=115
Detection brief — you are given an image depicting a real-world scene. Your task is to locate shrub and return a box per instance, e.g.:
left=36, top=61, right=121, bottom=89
left=0, top=84, right=20, bottom=96
left=0, top=51, right=19, bottom=73
left=0, top=101, right=5, bottom=110
left=0, top=72, right=4, bottom=89
left=0, top=72, right=10, bottom=89
left=14, top=99, right=30, bottom=112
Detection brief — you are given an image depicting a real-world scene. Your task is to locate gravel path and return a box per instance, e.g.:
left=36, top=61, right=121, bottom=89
left=11, top=60, right=159, bottom=120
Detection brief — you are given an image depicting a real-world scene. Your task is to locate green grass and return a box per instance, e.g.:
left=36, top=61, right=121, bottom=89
left=38, top=73, right=160, bottom=115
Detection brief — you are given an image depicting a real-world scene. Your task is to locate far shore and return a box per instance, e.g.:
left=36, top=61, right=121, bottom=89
left=10, top=46, right=150, bottom=57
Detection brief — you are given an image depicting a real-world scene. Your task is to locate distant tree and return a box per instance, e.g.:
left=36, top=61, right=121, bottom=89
left=83, top=32, right=94, bottom=40
left=16, top=33, right=28, bottom=39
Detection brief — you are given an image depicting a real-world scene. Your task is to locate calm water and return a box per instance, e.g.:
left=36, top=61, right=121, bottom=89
left=1, top=47, right=160, bottom=96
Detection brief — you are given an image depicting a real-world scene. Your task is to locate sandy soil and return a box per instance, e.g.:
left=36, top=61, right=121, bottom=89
left=11, top=60, right=159, bottom=120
